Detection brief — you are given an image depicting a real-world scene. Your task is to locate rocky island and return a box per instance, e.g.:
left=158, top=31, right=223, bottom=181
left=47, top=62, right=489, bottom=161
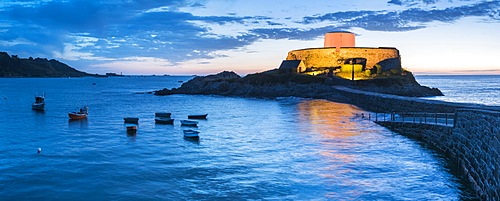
left=155, top=31, right=442, bottom=100
left=154, top=70, right=443, bottom=100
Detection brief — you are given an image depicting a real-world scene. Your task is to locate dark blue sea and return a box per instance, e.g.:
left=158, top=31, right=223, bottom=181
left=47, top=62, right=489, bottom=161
left=0, top=75, right=485, bottom=200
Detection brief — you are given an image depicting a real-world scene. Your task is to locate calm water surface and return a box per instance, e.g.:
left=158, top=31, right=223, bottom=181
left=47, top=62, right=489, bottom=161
left=415, top=75, right=500, bottom=106
left=0, top=77, right=474, bottom=200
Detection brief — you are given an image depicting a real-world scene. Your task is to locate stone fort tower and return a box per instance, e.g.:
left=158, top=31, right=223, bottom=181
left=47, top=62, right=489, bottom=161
left=280, top=31, right=402, bottom=76
left=324, top=31, right=355, bottom=50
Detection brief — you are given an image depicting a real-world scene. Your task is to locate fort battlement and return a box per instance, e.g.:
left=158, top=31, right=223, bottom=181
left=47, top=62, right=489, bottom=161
left=279, top=31, right=403, bottom=75
left=286, top=47, right=401, bottom=70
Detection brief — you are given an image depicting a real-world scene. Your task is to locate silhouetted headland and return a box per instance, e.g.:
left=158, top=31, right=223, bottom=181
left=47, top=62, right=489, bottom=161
left=0, top=52, right=95, bottom=77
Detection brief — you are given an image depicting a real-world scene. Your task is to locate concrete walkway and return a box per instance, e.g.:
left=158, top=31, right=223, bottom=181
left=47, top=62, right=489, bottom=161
left=332, top=86, right=500, bottom=112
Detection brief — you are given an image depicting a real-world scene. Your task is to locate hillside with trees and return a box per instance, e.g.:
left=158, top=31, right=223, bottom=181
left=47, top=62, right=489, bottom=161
left=0, top=52, right=92, bottom=77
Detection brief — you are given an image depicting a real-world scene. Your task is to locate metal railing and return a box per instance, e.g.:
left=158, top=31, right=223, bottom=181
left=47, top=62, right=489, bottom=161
left=366, top=112, right=455, bottom=126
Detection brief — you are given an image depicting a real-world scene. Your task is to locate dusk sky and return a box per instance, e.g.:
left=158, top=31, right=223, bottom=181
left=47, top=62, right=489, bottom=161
left=1, top=0, right=499, bottom=75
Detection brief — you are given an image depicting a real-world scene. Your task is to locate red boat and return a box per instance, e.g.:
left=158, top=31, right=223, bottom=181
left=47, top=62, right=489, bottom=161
left=126, top=125, right=137, bottom=135
left=188, top=114, right=208, bottom=119
left=68, top=106, right=88, bottom=120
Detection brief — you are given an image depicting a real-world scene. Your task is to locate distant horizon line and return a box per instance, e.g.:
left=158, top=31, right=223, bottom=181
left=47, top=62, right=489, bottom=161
left=88, top=68, right=500, bottom=76
left=115, top=72, right=500, bottom=76
left=412, top=69, right=500, bottom=75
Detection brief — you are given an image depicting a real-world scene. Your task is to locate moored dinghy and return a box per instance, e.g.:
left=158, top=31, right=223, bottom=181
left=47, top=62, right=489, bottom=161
left=31, top=91, right=45, bottom=111
left=124, top=117, right=139, bottom=124
left=180, top=120, right=198, bottom=126
left=68, top=106, right=88, bottom=120
left=155, top=117, right=174, bottom=124
left=155, top=112, right=173, bottom=124
left=155, top=112, right=172, bottom=118
left=126, top=125, right=137, bottom=130
left=183, top=129, right=199, bottom=138
left=188, top=114, right=208, bottom=119
left=126, top=124, right=137, bottom=135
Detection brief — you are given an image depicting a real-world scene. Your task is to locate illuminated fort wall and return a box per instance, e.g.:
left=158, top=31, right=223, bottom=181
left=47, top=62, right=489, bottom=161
left=285, top=47, right=401, bottom=70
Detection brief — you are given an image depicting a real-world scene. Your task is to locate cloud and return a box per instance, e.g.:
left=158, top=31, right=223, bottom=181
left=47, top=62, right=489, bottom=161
left=89, top=56, right=174, bottom=74
left=387, top=0, right=441, bottom=6
left=387, top=0, right=404, bottom=6
left=301, top=1, right=500, bottom=31
left=249, top=26, right=340, bottom=41
left=0, top=0, right=499, bottom=73
left=0, top=0, right=258, bottom=62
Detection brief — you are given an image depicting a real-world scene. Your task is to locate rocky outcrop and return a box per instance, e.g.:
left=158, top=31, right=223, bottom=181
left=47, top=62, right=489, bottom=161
left=155, top=71, right=340, bottom=99
left=0, top=52, right=92, bottom=77
left=350, top=72, right=443, bottom=97
left=154, top=70, right=443, bottom=99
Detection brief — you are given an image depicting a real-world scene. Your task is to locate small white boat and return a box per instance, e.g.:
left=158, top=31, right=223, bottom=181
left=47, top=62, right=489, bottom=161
left=31, top=92, right=45, bottom=111
left=124, top=117, right=139, bottom=124
left=183, top=129, right=199, bottom=138
left=180, top=120, right=198, bottom=126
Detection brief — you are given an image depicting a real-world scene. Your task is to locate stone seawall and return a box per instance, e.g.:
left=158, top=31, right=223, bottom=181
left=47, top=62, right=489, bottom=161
left=333, top=86, right=500, bottom=200
left=331, top=86, right=500, bottom=113
left=452, top=109, right=500, bottom=200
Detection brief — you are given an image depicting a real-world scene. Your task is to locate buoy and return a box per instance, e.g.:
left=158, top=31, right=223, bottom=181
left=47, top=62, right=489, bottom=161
left=37, top=148, right=41, bottom=153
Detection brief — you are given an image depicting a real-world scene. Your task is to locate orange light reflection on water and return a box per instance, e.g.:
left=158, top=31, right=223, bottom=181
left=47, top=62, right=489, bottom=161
left=295, top=99, right=378, bottom=198
left=296, top=99, right=365, bottom=139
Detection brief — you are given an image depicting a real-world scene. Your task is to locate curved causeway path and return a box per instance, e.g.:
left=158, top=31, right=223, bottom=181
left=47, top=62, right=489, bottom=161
left=330, top=85, right=500, bottom=200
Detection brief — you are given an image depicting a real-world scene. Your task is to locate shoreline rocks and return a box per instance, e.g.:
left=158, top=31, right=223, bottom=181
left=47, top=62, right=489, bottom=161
left=154, top=71, right=443, bottom=99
